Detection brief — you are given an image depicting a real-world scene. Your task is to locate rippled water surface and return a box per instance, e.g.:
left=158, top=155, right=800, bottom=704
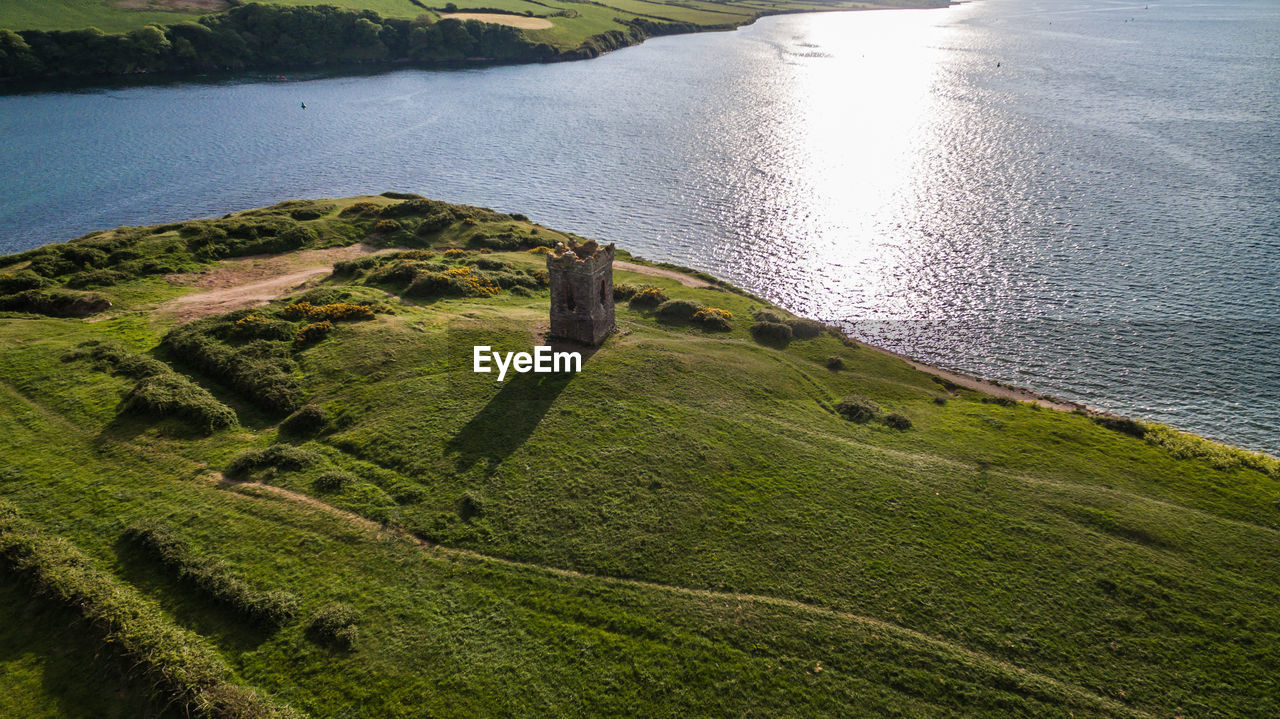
left=1, top=0, right=1277, bottom=453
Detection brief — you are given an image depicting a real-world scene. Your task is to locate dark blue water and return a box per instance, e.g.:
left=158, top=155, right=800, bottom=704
left=1, top=0, right=1277, bottom=455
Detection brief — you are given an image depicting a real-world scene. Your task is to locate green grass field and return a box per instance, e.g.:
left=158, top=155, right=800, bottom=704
left=0, top=194, right=1277, bottom=717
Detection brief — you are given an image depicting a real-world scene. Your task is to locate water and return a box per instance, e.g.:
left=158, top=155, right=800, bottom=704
left=1, top=0, right=1277, bottom=455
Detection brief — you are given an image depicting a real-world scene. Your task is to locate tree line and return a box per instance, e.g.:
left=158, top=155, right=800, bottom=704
left=0, top=3, right=564, bottom=82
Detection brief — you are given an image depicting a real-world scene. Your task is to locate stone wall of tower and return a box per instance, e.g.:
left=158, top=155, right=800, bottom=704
left=547, top=241, right=615, bottom=345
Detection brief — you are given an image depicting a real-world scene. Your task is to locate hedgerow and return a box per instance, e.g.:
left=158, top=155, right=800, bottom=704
left=0, top=502, right=303, bottom=719
left=163, top=322, right=301, bottom=414
left=124, top=521, right=299, bottom=627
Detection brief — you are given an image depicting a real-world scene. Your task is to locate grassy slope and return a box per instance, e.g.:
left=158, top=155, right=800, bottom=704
left=0, top=195, right=1277, bottom=717
left=0, top=0, right=921, bottom=50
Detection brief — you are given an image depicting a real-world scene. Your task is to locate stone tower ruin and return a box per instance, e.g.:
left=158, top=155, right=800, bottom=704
left=547, top=239, right=615, bottom=345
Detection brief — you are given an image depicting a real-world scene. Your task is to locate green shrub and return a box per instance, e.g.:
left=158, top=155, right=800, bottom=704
left=280, top=404, right=328, bottom=436
left=0, top=505, right=303, bottom=719
left=65, top=268, right=131, bottom=288
left=62, top=341, right=168, bottom=379
left=0, top=269, right=53, bottom=293
left=788, top=318, right=825, bottom=339
left=510, top=286, right=533, bottom=297
left=225, top=444, right=319, bottom=479
left=982, top=396, right=1018, bottom=408
left=313, top=470, right=356, bottom=493
left=613, top=283, right=640, bottom=300
left=122, top=374, right=238, bottom=434
left=836, top=395, right=880, bottom=423
left=884, top=413, right=912, bottom=430
left=163, top=324, right=301, bottom=414
left=655, top=299, right=704, bottom=321
left=289, top=204, right=333, bottom=221
left=309, top=602, right=360, bottom=650
left=826, top=356, right=845, bottom=370
left=124, top=521, right=299, bottom=627
left=750, top=321, right=792, bottom=345
left=233, top=314, right=296, bottom=341
left=0, top=289, right=110, bottom=317
left=1092, top=415, right=1147, bottom=438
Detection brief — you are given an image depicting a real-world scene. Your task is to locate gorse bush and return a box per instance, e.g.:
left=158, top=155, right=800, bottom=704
left=309, top=603, right=360, bottom=650
left=0, top=503, right=303, bottom=719
left=406, top=267, right=501, bottom=299
left=628, top=286, right=668, bottom=308
left=281, top=302, right=376, bottom=322
left=692, top=307, right=733, bottom=331
left=826, top=356, right=845, bottom=371
left=836, top=395, right=880, bottom=423
left=124, top=521, right=299, bottom=628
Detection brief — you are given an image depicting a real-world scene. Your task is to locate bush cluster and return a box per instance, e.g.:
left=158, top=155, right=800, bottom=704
left=233, top=313, right=297, bottom=341
left=826, top=356, right=845, bottom=371
left=0, top=503, right=303, bottom=719
left=836, top=395, right=880, bottom=423
left=0, top=269, right=53, bottom=293
left=313, top=470, right=357, bottom=493
left=407, top=266, right=501, bottom=298
left=124, top=521, right=299, bottom=627
left=692, top=307, right=733, bottom=331
left=750, top=320, right=793, bottom=345
left=123, top=374, right=239, bottom=433
left=164, top=321, right=301, bottom=414
left=309, top=602, right=360, bottom=650
left=63, top=341, right=237, bottom=434
left=884, top=413, right=913, bottom=430
left=0, top=288, right=111, bottom=317
left=280, top=404, right=328, bottom=436
left=225, top=444, right=320, bottom=479
left=627, top=286, right=668, bottom=308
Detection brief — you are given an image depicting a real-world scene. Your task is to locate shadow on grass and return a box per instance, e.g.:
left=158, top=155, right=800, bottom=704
left=0, top=572, right=182, bottom=719
left=446, top=342, right=597, bottom=471
left=111, top=539, right=274, bottom=654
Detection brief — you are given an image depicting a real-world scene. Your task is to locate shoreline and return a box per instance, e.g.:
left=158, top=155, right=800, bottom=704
left=0, top=2, right=952, bottom=94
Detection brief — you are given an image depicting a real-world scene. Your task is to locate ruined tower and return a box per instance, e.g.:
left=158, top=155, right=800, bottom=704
left=547, top=239, right=615, bottom=345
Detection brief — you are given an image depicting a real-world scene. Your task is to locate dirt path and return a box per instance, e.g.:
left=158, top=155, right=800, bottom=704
left=614, top=260, right=712, bottom=288
left=212, top=473, right=1148, bottom=718
left=160, top=244, right=390, bottom=322
left=891, top=354, right=1085, bottom=412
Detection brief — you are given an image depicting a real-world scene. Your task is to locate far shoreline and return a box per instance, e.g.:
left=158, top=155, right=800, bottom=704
left=0, top=2, right=954, bottom=95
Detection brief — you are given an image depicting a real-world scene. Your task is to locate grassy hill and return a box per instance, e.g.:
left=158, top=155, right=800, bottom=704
left=0, top=0, right=908, bottom=47
left=0, top=194, right=1277, bottom=718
